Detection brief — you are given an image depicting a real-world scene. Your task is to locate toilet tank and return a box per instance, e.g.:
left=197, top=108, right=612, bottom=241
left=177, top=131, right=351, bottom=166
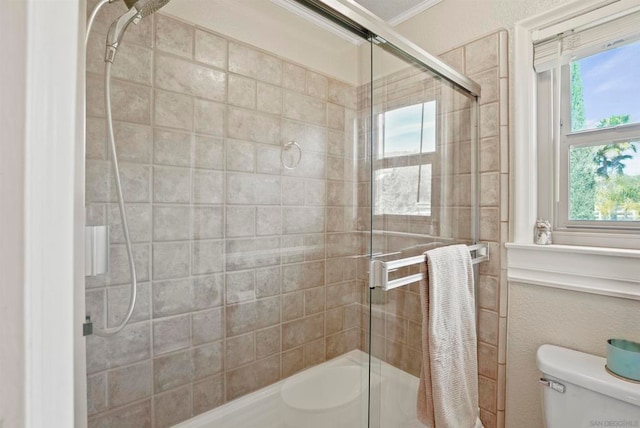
left=537, top=344, right=640, bottom=428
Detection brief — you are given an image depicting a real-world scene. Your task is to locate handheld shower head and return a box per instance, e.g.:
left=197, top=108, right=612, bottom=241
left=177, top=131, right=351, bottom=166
left=123, top=0, right=172, bottom=18
left=105, top=0, right=172, bottom=62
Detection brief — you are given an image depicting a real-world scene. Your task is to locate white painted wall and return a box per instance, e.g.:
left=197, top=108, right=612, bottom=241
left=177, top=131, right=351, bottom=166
left=162, top=0, right=361, bottom=84
left=0, top=0, right=27, bottom=426
left=23, top=0, right=80, bottom=424
left=396, top=0, right=573, bottom=55
left=506, top=282, right=640, bottom=428
left=0, top=0, right=81, bottom=426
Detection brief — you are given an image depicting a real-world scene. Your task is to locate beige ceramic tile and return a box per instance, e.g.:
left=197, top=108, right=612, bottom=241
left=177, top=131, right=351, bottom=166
left=194, top=99, right=225, bottom=136
left=226, top=139, right=255, bottom=173
left=225, top=355, right=280, bottom=400
left=107, top=282, right=151, bottom=327
left=153, top=348, right=193, bottom=393
left=227, top=107, right=281, bottom=144
left=480, top=102, right=499, bottom=139
left=228, top=42, right=282, bottom=85
left=228, top=74, right=256, bottom=109
left=225, top=269, right=255, bottom=304
left=256, top=206, right=281, bottom=236
left=226, top=237, right=281, bottom=271
left=195, top=29, right=227, bottom=70
left=303, top=338, right=325, bottom=368
left=479, top=375, right=497, bottom=413
left=439, top=47, right=465, bottom=74
left=465, top=32, right=499, bottom=75
left=152, top=279, right=192, bottom=318
left=87, top=373, right=107, bottom=416
left=282, top=62, right=306, bottom=92
left=226, top=333, right=255, bottom=370
left=152, top=242, right=189, bottom=280
left=153, top=386, right=192, bottom=428
left=498, top=316, right=507, bottom=364
left=472, top=67, right=499, bottom=105
left=153, top=315, right=190, bottom=355
left=191, top=240, right=224, bottom=275
left=193, top=375, right=224, bottom=416
left=88, top=400, right=152, bottom=428
left=86, top=322, right=151, bottom=373
left=107, top=203, right=151, bottom=244
left=497, top=363, right=506, bottom=411
left=256, top=82, right=283, bottom=115
left=226, top=296, right=280, bottom=336
left=282, top=313, right=324, bottom=350
left=154, top=90, right=193, bottom=131
left=478, top=342, right=498, bottom=380
left=282, top=347, right=304, bottom=378
left=480, top=409, right=497, bottom=428
left=155, top=15, right=193, bottom=59
left=152, top=206, right=190, bottom=241
left=192, top=307, right=224, bottom=345
left=478, top=275, right=499, bottom=311
left=153, top=128, right=193, bottom=167
left=282, top=291, right=304, bottom=322
left=480, top=137, right=500, bottom=173
left=255, top=325, right=281, bottom=359
left=306, top=71, right=328, bottom=100
left=478, top=309, right=499, bottom=346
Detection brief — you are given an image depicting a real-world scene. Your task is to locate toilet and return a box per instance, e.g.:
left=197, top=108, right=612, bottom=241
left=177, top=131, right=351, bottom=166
left=537, top=344, right=640, bottom=427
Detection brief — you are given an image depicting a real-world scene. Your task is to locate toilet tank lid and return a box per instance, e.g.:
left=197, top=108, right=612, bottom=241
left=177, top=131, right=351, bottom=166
left=537, top=345, right=640, bottom=408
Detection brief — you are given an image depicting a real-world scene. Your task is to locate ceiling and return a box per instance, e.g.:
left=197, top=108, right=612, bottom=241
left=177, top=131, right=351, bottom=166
left=352, top=0, right=442, bottom=25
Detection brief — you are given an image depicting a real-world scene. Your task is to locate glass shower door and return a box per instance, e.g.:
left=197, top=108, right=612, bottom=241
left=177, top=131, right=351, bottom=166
left=365, top=39, right=479, bottom=428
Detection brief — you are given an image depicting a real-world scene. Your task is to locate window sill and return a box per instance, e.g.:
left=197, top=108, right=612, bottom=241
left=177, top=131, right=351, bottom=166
left=506, top=243, right=640, bottom=301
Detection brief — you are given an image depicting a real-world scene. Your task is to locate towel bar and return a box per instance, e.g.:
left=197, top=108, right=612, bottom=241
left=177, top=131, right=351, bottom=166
left=368, top=243, right=489, bottom=291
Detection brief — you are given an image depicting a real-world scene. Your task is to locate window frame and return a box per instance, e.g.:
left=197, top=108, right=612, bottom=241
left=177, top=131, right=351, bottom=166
left=509, top=0, right=640, bottom=300
left=536, top=27, right=640, bottom=244
left=373, top=97, right=440, bottom=219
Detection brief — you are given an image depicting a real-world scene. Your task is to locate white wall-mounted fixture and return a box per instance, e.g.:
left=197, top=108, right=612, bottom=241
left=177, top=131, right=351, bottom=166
left=84, top=226, right=109, bottom=277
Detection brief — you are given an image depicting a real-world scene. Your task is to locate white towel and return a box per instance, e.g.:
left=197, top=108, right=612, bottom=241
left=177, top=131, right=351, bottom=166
left=417, top=244, right=483, bottom=428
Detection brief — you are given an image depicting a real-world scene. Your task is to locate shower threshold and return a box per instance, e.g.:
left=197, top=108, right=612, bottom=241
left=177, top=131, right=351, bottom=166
left=175, top=349, right=421, bottom=428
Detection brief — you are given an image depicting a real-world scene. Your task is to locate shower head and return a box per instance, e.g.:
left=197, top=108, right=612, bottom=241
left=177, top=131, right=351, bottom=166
left=105, top=0, right=171, bottom=62
left=123, top=0, right=171, bottom=18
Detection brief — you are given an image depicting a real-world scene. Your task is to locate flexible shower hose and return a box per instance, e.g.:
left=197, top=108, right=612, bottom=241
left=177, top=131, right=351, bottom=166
left=86, top=0, right=138, bottom=337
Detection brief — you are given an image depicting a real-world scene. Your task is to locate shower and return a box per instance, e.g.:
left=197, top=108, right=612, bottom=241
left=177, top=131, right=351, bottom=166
left=81, top=1, right=493, bottom=426
left=86, top=0, right=171, bottom=337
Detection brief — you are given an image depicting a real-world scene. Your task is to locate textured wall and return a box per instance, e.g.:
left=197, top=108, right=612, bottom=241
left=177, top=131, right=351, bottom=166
left=0, top=0, right=27, bottom=426
left=396, top=0, right=573, bottom=55
left=506, top=282, right=640, bottom=428
left=85, top=4, right=360, bottom=426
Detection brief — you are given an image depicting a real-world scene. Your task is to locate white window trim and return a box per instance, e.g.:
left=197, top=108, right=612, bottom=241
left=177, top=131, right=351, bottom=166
left=373, top=98, right=440, bottom=218
left=510, top=0, right=640, bottom=299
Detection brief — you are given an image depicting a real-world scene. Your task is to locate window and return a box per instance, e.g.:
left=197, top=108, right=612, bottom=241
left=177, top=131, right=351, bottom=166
left=374, top=101, right=436, bottom=216
left=535, top=10, right=640, bottom=238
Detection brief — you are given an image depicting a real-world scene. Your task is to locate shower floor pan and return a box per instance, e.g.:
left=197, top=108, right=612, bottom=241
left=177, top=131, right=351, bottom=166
left=175, top=350, right=422, bottom=428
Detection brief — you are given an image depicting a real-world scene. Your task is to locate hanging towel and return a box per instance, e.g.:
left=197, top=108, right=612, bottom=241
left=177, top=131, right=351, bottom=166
left=417, top=244, right=483, bottom=428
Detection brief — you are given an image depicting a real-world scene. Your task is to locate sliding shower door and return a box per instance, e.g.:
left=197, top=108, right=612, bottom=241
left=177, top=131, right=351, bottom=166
left=83, top=0, right=479, bottom=426
left=84, top=0, right=375, bottom=426
left=364, top=40, right=479, bottom=427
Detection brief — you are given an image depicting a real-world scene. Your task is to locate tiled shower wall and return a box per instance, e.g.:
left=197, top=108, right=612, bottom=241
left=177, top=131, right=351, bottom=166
left=84, top=7, right=361, bottom=427
left=440, top=30, right=509, bottom=428
left=356, top=30, right=509, bottom=428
